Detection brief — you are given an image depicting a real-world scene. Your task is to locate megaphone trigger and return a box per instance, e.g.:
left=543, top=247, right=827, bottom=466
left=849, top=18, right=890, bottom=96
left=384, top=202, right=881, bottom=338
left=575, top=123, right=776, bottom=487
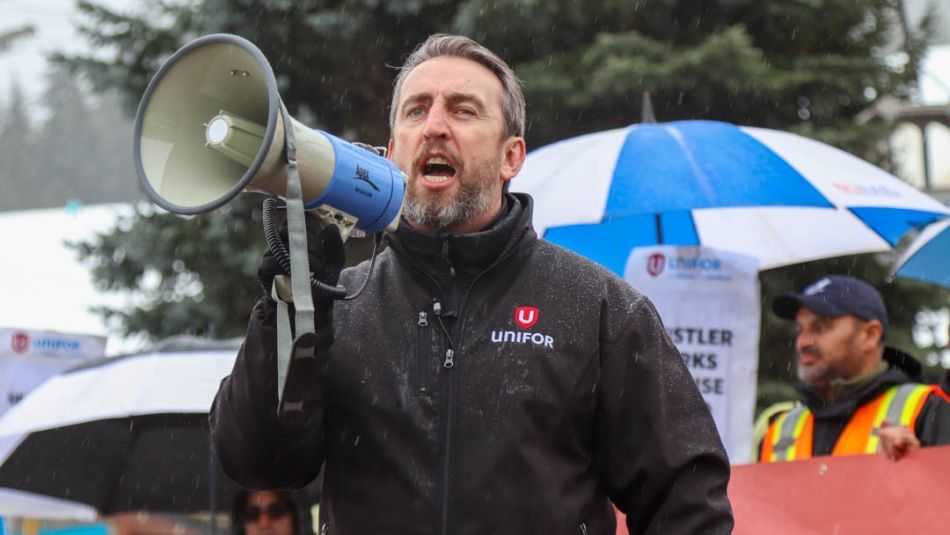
left=261, top=197, right=347, bottom=303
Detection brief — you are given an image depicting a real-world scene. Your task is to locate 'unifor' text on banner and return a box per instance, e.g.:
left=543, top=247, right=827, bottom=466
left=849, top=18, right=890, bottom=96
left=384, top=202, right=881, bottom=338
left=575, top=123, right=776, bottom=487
left=0, top=328, right=106, bottom=415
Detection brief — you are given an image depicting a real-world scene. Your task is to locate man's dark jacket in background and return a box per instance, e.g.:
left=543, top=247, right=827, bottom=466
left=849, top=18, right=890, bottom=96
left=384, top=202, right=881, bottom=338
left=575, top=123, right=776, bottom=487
left=211, top=194, right=734, bottom=535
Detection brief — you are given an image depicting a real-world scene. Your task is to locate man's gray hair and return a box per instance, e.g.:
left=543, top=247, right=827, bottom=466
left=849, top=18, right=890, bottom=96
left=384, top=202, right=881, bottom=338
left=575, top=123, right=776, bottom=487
left=389, top=34, right=526, bottom=139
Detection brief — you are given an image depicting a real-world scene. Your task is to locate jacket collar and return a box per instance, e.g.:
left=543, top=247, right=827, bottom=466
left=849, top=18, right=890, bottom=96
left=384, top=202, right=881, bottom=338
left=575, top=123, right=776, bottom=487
left=387, top=193, right=536, bottom=281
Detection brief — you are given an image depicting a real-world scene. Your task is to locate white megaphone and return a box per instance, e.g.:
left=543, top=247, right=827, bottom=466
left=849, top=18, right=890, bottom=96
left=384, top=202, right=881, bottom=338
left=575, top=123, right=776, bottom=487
left=133, top=33, right=405, bottom=239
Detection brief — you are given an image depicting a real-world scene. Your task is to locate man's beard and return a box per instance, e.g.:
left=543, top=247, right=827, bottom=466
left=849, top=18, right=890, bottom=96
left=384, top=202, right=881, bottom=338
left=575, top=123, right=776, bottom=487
left=797, top=348, right=837, bottom=390
left=403, top=159, right=500, bottom=232
left=797, top=347, right=831, bottom=387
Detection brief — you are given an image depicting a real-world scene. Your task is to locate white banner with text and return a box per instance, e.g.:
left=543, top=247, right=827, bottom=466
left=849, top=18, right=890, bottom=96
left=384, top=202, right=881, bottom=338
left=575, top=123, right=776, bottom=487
left=0, top=328, right=106, bottom=414
left=624, top=246, right=760, bottom=462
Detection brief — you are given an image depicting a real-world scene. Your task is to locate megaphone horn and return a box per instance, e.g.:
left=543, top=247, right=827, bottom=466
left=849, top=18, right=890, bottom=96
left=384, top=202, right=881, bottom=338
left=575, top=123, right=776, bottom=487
left=132, top=33, right=405, bottom=239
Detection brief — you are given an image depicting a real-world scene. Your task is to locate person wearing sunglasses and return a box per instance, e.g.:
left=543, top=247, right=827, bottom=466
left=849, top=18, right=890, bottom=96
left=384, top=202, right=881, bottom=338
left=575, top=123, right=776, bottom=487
left=232, top=489, right=302, bottom=535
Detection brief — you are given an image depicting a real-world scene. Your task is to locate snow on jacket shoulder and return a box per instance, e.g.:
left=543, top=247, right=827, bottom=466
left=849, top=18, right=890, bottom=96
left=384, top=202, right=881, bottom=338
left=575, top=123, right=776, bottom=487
left=211, top=194, right=733, bottom=535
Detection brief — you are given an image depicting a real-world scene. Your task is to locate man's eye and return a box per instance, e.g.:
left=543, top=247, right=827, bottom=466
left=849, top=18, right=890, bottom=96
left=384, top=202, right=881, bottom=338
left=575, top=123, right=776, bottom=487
left=456, top=107, right=475, bottom=116
left=407, top=107, right=424, bottom=117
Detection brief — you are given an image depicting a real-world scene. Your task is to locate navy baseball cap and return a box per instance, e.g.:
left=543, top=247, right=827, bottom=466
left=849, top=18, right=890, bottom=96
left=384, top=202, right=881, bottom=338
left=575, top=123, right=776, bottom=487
left=772, top=275, right=888, bottom=334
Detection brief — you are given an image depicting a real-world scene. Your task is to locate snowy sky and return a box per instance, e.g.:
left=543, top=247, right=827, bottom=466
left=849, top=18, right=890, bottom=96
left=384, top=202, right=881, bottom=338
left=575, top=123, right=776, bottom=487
left=0, top=0, right=133, bottom=106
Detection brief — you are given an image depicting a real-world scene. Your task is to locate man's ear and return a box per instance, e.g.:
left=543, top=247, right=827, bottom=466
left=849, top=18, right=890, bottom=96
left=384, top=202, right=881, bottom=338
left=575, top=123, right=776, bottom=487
left=500, top=136, right=526, bottom=184
left=860, top=319, right=885, bottom=349
left=387, top=139, right=395, bottom=161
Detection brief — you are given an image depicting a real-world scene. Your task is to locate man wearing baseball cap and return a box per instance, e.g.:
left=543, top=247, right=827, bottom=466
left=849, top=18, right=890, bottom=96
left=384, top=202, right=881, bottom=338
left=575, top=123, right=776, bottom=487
left=757, top=275, right=950, bottom=463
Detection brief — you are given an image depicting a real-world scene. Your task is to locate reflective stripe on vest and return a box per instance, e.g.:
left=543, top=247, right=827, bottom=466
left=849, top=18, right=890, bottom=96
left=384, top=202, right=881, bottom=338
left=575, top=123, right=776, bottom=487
left=765, top=405, right=811, bottom=462
left=836, top=383, right=935, bottom=456
left=761, top=383, right=936, bottom=463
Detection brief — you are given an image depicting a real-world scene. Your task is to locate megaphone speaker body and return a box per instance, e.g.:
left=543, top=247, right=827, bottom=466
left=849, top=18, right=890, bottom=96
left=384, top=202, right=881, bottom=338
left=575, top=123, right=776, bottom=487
left=134, top=33, right=404, bottom=236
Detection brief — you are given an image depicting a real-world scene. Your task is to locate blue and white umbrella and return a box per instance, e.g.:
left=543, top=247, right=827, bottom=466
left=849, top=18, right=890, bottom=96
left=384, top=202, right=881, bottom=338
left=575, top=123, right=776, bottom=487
left=515, top=120, right=950, bottom=273
left=892, top=218, right=950, bottom=288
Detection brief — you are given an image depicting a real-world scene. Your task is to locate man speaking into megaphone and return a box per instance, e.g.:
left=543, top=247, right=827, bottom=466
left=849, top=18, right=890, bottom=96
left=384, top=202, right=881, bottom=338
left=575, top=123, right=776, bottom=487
left=208, top=35, right=732, bottom=534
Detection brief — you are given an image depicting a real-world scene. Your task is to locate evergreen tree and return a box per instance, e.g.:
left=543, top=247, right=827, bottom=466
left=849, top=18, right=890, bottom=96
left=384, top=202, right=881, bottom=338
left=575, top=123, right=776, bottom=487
left=71, top=195, right=266, bottom=339
left=0, top=82, right=38, bottom=210
left=59, top=0, right=465, bottom=144
left=35, top=66, right=99, bottom=206
left=0, top=66, right=142, bottom=210
left=461, top=0, right=930, bottom=153
left=83, top=89, right=142, bottom=204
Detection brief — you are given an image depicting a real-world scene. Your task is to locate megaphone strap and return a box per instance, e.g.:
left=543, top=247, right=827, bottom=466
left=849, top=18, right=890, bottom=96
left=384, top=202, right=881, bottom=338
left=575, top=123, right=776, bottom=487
left=273, top=281, right=293, bottom=403
left=277, top=100, right=316, bottom=409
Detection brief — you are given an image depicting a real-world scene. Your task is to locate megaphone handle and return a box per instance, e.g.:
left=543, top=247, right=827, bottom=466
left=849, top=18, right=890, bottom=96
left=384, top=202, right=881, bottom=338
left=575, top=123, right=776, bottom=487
left=261, top=198, right=347, bottom=301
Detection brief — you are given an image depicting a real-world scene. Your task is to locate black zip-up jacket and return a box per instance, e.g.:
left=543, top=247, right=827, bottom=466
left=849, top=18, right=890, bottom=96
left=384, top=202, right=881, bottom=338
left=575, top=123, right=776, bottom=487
left=211, top=194, right=733, bottom=535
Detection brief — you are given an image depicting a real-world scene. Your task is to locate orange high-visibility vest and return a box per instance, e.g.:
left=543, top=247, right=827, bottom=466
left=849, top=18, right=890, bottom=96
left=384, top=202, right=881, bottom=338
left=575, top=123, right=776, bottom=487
left=760, top=383, right=940, bottom=463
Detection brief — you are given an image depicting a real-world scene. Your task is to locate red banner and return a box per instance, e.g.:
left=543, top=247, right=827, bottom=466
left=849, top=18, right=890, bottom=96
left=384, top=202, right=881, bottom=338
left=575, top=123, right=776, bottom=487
left=728, top=445, right=950, bottom=534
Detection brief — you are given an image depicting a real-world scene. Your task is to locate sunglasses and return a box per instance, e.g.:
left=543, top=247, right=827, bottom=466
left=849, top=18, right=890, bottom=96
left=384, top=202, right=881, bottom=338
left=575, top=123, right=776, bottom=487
left=244, top=502, right=291, bottom=523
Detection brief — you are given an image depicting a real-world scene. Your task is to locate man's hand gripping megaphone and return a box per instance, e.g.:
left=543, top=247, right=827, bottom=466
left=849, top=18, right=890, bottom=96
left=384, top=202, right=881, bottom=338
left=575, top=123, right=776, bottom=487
left=258, top=205, right=346, bottom=347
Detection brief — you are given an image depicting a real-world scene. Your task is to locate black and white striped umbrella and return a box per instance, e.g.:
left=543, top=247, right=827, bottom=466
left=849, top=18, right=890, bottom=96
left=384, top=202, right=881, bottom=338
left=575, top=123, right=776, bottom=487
left=0, top=340, right=240, bottom=516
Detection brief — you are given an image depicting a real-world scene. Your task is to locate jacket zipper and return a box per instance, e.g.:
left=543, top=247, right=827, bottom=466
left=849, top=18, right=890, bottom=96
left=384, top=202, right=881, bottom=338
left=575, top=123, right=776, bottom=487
left=433, top=302, right=455, bottom=369
left=416, top=311, right=430, bottom=391
left=432, top=298, right=456, bottom=535
left=408, top=235, right=513, bottom=535
left=433, top=267, right=493, bottom=535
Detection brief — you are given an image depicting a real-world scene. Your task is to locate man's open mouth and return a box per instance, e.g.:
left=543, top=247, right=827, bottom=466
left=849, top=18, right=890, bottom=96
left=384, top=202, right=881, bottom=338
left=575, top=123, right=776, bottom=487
left=421, top=156, right=457, bottom=184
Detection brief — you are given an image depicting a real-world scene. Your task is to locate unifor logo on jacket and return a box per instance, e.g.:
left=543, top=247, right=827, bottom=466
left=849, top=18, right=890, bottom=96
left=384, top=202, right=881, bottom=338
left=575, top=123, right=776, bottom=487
left=490, top=306, right=554, bottom=348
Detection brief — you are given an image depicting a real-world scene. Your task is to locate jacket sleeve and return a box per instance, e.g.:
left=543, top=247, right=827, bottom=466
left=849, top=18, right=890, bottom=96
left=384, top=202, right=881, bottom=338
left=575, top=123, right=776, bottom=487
left=915, top=390, right=950, bottom=447
left=209, top=296, right=327, bottom=489
left=595, top=293, right=734, bottom=535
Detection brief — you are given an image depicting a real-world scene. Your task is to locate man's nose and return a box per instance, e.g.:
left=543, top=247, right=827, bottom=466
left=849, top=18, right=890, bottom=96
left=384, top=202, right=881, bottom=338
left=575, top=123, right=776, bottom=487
left=796, top=332, right=814, bottom=351
left=423, top=103, right=450, bottom=139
